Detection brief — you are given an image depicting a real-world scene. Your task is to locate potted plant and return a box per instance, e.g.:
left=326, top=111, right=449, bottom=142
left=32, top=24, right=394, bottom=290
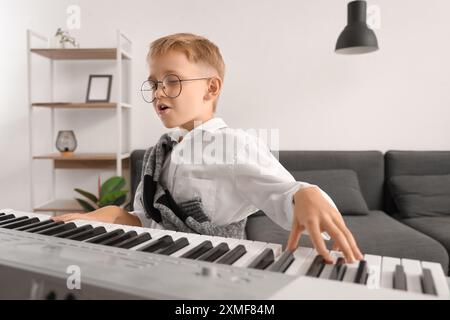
left=74, top=175, right=128, bottom=212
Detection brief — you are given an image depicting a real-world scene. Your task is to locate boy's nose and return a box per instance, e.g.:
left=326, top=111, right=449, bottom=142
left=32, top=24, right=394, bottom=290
left=154, top=85, right=165, bottom=100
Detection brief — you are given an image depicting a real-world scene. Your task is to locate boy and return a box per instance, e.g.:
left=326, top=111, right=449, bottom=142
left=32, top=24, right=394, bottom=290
left=54, top=33, right=363, bottom=264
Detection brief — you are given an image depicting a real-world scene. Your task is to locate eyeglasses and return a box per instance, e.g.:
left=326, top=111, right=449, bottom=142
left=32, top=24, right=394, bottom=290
left=140, top=73, right=213, bottom=103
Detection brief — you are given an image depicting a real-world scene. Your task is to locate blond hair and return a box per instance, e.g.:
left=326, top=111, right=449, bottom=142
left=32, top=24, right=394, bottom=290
left=147, top=33, right=225, bottom=112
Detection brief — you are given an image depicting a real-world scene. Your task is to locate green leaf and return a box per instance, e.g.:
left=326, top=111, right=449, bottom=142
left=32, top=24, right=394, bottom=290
left=98, top=189, right=128, bottom=207
left=75, top=198, right=97, bottom=213
left=74, top=188, right=98, bottom=204
left=112, top=195, right=127, bottom=206
left=100, top=176, right=126, bottom=198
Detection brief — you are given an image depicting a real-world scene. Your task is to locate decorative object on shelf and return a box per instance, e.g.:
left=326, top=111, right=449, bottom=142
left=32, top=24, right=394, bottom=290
left=86, top=75, right=113, bottom=103
left=53, top=27, right=79, bottom=48
left=74, top=175, right=128, bottom=212
left=335, top=0, right=379, bottom=54
left=55, top=130, right=78, bottom=156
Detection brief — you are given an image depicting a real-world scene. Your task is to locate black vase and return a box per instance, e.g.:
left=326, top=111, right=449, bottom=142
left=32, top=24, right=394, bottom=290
left=56, top=130, right=77, bottom=156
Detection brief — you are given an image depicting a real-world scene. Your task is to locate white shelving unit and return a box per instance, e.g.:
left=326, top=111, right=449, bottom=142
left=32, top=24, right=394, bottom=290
left=27, top=29, right=133, bottom=214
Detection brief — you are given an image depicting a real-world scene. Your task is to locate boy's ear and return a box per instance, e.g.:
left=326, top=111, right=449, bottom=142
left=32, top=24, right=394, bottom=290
left=204, top=77, right=222, bottom=102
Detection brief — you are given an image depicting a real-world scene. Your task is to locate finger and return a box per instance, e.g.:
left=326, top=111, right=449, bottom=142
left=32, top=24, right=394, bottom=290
left=323, top=219, right=355, bottom=263
left=307, top=219, right=332, bottom=263
left=286, top=220, right=305, bottom=252
left=332, top=242, right=340, bottom=252
left=333, top=216, right=364, bottom=260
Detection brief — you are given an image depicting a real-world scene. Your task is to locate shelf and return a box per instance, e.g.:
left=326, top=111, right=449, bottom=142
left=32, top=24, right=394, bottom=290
left=34, top=199, right=83, bottom=213
left=33, top=153, right=130, bottom=169
left=30, top=48, right=130, bottom=60
left=32, top=102, right=132, bottom=109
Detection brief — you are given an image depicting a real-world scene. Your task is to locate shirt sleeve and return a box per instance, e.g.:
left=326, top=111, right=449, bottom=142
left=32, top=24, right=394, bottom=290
left=231, top=133, right=338, bottom=231
left=129, top=180, right=164, bottom=230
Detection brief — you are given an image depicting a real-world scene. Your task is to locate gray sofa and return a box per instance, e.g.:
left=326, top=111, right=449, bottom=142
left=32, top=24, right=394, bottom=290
left=129, top=150, right=450, bottom=274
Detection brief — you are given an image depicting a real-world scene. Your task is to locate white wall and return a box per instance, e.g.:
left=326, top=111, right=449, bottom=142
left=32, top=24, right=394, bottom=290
left=1, top=0, right=450, bottom=211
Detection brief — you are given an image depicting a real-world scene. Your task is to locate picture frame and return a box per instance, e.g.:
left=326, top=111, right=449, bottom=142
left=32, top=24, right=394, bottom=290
left=86, top=74, right=113, bottom=103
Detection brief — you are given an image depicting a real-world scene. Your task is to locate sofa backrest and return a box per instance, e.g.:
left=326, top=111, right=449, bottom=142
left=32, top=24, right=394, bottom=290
left=278, top=151, right=384, bottom=211
left=385, top=150, right=450, bottom=215
left=129, top=149, right=385, bottom=212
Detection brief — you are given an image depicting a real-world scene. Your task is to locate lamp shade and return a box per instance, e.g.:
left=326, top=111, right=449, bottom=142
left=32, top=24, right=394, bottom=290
left=335, top=1, right=379, bottom=54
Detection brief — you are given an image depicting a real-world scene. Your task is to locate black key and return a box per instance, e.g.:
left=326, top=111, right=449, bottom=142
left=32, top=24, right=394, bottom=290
left=197, top=243, right=230, bottom=262
left=306, top=255, right=326, bottom=277
left=98, top=231, right=137, bottom=246
left=0, top=214, right=15, bottom=222
left=1, top=217, right=39, bottom=229
left=0, top=213, right=5, bottom=216
left=15, top=219, right=53, bottom=231
left=421, top=268, right=437, bottom=295
left=85, top=229, right=125, bottom=244
left=216, top=245, right=247, bottom=265
left=267, top=250, right=295, bottom=273
left=114, top=232, right=152, bottom=249
left=139, top=235, right=174, bottom=253
left=26, top=221, right=64, bottom=233
left=158, top=237, right=189, bottom=255
left=354, top=260, right=368, bottom=284
left=180, top=240, right=213, bottom=259
left=329, top=257, right=347, bottom=281
left=36, top=222, right=77, bottom=236
left=53, top=225, right=93, bottom=238
left=393, top=265, right=408, bottom=291
left=248, top=248, right=275, bottom=270
left=67, top=226, right=106, bottom=241
left=0, top=216, right=28, bottom=226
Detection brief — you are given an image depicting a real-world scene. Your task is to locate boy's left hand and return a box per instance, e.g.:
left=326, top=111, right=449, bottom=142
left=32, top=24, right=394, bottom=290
left=286, top=186, right=364, bottom=264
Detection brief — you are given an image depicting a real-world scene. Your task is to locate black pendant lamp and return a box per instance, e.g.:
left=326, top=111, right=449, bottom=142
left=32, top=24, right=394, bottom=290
left=335, top=0, right=379, bottom=54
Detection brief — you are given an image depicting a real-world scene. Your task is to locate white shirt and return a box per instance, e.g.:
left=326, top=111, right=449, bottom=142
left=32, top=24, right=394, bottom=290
left=131, top=117, right=337, bottom=231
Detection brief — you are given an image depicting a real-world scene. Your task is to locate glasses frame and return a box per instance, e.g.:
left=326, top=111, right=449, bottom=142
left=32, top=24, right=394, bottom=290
left=140, top=73, right=213, bottom=103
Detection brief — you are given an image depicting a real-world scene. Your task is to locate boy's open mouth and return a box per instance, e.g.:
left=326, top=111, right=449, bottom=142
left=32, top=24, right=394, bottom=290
left=157, top=103, right=172, bottom=113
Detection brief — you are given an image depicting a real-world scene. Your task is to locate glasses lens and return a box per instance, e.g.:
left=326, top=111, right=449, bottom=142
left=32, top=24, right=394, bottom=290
left=141, top=80, right=156, bottom=103
left=162, top=74, right=181, bottom=98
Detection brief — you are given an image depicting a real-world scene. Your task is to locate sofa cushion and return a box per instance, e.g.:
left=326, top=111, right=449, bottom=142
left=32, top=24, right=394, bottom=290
left=245, top=210, right=449, bottom=272
left=291, top=169, right=370, bottom=215
left=389, top=174, right=450, bottom=218
left=401, top=216, right=450, bottom=271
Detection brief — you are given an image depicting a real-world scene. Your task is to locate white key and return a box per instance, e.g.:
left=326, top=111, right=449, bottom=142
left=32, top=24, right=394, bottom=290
left=364, top=254, right=382, bottom=289
left=342, top=259, right=360, bottom=283
left=284, top=247, right=313, bottom=276
left=381, top=256, right=401, bottom=289
left=401, top=258, right=423, bottom=294
left=421, top=261, right=450, bottom=298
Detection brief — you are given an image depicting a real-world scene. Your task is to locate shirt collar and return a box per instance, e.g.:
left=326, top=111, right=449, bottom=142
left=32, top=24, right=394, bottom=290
left=168, top=117, right=228, bottom=142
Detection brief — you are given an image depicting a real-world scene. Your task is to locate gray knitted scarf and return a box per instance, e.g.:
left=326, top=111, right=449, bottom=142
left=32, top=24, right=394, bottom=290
left=138, top=132, right=247, bottom=239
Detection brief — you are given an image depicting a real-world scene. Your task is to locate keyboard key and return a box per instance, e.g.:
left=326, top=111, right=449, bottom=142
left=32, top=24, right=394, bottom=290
left=329, top=257, right=347, bottom=281
left=267, top=250, right=295, bottom=273
left=247, top=248, right=275, bottom=270
left=158, top=237, right=189, bottom=255
left=216, top=245, right=247, bottom=265
left=85, top=229, right=125, bottom=244
left=67, top=226, right=107, bottom=241
left=139, top=235, right=174, bottom=253
left=393, top=265, right=407, bottom=291
left=0, top=216, right=28, bottom=226
left=421, top=268, right=437, bottom=296
left=1, top=217, right=39, bottom=229
left=421, top=261, right=450, bottom=298
left=381, top=256, right=401, bottom=289
left=15, top=219, right=53, bottom=231
left=354, top=260, right=368, bottom=284
left=197, top=243, right=230, bottom=262
left=306, top=255, right=326, bottom=277
left=53, top=225, right=93, bottom=238
left=0, top=214, right=15, bottom=222
left=27, top=221, right=64, bottom=233
left=36, top=222, right=77, bottom=236
left=180, top=240, right=213, bottom=259
left=99, top=231, right=137, bottom=246
left=114, top=232, right=152, bottom=249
